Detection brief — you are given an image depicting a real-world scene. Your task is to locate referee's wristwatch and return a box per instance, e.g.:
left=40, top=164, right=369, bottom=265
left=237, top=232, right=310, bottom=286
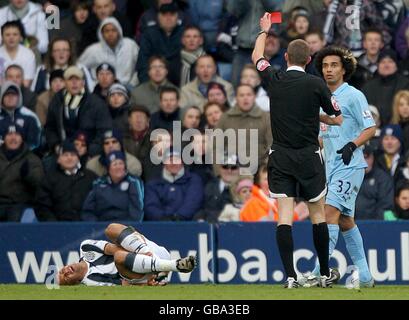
left=257, top=30, right=268, bottom=37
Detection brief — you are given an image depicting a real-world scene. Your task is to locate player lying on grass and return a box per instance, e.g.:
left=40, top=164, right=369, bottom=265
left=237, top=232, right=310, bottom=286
left=58, top=223, right=197, bottom=286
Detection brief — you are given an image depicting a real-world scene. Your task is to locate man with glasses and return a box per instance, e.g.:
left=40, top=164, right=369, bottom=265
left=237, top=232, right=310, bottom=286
left=131, top=56, right=178, bottom=114
left=86, top=129, right=142, bottom=178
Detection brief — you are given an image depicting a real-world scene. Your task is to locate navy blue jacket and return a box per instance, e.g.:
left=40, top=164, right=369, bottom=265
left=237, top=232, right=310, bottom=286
left=136, top=24, right=184, bottom=85
left=355, top=167, right=394, bottom=220
left=144, top=170, right=204, bottom=221
left=81, top=174, right=144, bottom=222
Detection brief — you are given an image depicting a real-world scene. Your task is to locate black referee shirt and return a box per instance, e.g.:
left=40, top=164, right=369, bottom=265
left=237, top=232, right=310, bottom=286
left=256, top=58, right=341, bottom=149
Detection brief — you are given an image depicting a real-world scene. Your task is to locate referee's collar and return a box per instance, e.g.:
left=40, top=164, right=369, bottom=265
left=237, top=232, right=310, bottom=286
left=286, top=66, right=305, bottom=73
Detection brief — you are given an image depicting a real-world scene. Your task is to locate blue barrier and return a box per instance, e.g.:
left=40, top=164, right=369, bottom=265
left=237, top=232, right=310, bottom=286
left=0, top=221, right=408, bottom=285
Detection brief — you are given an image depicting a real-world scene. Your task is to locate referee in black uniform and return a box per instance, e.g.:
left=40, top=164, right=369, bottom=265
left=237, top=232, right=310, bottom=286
left=252, top=13, right=343, bottom=288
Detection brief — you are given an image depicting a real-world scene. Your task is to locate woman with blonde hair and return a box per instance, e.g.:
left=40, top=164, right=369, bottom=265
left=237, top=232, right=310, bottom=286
left=391, top=90, right=409, bottom=153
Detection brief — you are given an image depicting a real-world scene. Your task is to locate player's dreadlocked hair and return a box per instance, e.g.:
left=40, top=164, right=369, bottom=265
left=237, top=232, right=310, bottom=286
left=315, top=46, right=357, bottom=81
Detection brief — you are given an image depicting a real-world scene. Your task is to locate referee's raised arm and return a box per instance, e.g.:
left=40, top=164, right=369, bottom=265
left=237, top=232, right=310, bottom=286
left=251, top=13, right=271, bottom=65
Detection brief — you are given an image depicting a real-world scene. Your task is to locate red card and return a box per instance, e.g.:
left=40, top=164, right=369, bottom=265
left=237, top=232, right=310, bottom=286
left=270, top=12, right=282, bottom=24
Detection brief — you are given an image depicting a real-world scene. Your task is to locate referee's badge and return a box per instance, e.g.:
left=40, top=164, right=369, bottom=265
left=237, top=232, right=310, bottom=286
left=257, top=59, right=270, bottom=72
left=331, top=96, right=340, bottom=111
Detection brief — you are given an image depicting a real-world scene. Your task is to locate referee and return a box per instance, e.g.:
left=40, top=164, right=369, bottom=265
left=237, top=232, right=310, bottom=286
left=252, top=13, right=343, bottom=288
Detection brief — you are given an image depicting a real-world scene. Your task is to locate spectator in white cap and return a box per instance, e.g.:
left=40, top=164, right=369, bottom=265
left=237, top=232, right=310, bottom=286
left=0, top=125, right=44, bottom=222
left=79, top=17, right=140, bottom=88
left=107, top=83, right=131, bottom=135
left=45, top=65, right=113, bottom=157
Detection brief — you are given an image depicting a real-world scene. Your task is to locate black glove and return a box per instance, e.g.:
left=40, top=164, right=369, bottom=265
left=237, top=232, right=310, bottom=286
left=336, top=142, right=357, bottom=165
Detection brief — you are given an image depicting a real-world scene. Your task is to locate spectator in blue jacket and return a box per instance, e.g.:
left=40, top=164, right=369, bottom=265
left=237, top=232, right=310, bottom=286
left=144, top=147, right=204, bottom=221
left=0, top=81, right=41, bottom=150
left=81, top=150, right=144, bottom=222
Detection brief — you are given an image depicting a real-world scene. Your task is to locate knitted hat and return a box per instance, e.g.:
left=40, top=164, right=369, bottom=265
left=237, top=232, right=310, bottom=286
left=105, top=150, right=126, bottom=168
left=381, top=124, right=403, bottom=143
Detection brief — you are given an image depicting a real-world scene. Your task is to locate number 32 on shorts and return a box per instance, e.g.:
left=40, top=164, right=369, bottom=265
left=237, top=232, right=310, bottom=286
left=336, top=180, right=351, bottom=195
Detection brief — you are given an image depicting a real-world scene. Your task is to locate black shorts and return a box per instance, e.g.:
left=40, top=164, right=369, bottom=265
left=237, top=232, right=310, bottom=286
left=267, top=144, right=327, bottom=202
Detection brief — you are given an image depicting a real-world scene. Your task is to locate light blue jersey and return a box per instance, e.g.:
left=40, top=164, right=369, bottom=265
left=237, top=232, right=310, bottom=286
left=320, top=83, right=375, bottom=175
left=320, top=83, right=375, bottom=216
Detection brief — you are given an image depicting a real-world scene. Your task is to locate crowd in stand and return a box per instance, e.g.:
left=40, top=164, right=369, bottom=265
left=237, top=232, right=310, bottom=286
left=1, top=0, right=409, bottom=223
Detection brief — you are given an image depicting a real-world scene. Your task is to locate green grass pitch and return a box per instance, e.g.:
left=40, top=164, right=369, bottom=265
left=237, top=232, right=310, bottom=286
left=1, top=284, right=409, bottom=300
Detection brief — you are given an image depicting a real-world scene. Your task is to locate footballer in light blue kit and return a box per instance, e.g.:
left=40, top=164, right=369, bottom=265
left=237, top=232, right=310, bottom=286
left=309, top=47, right=376, bottom=287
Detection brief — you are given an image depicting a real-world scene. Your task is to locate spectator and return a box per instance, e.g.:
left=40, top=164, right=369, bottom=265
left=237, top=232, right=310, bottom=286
left=395, top=15, right=409, bottom=59
left=376, top=124, right=404, bottom=178
left=350, top=28, right=384, bottom=90
left=82, top=150, right=144, bottom=221
left=0, top=81, right=41, bottom=150
left=0, top=0, right=49, bottom=54
left=45, top=66, right=112, bottom=157
left=73, top=130, right=91, bottom=168
left=305, top=30, right=326, bottom=76
left=135, top=0, right=188, bottom=43
left=362, top=49, right=409, bottom=126
left=35, top=69, right=65, bottom=127
left=226, top=0, right=278, bottom=86
left=188, top=0, right=224, bottom=51
left=136, top=2, right=184, bottom=86
left=123, top=105, right=151, bottom=164
left=150, top=86, right=181, bottom=132
left=142, top=129, right=170, bottom=182
left=264, top=31, right=286, bottom=72
left=219, top=177, right=253, bottom=222
left=131, top=56, right=178, bottom=114
left=355, top=145, right=394, bottom=220
left=391, top=90, right=409, bottom=154
left=92, top=63, right=118, bottom=101
left=31, top=37, right=95, bottom=94
left=0, top=20, right=36, bottom=88
left=203, top=102, right=224, bottom=129
left=240, top=64, right=269, bottom=112
left=0, top=125, right=43, bottom=222
left=395, top=151, right=409, bottom=188
left=281, top=7, right=311, bottom=44
left=49, top=0, right=91, bottom=56
left=79, top=17, right=139, bottom=88
left=193, top=153, right=239, bottom=223
left=216, top=84, right=272, bottom=165
left=187, top=131, right=215, bottom=185
left=81, top=0, right=133, bottom=50
left=240, top=164, right=279, bottom=222
left=180, top=55, right=234, bottom=111
left=5, top=64, right=37, bottom=111
left=181, top=106, right=201, bottom=131
left=179, top=26, right=205, bottom=87
left=35, top=140, right=97, bottom=221
left=144, top=147, right=203, bottom=221
left=323, top=0, right=390, bottom=56
left=86, top=128, right=142, bottom=178
left=384, top=182, right=409, bottom=220
left=206, top=82, right=231, bottom=110
left=107, top=83, right=130, bottom=134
